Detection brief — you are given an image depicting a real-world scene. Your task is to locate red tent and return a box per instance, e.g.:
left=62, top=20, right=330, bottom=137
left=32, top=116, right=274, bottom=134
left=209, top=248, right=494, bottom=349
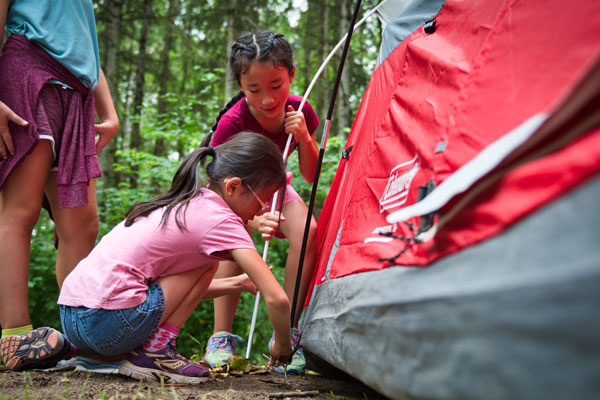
left=300, top=0, right=600, bottom=398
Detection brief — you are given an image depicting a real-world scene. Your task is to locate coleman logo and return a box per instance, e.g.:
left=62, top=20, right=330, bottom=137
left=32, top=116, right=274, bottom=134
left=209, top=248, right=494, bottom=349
left=379, top=155, right=419, bottom=213
left=364, top=223, right=397, bottom=243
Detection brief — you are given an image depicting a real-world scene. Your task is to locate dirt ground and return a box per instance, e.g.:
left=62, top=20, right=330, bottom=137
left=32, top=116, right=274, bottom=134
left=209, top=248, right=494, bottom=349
left=0, top=364, right=385, bottom=400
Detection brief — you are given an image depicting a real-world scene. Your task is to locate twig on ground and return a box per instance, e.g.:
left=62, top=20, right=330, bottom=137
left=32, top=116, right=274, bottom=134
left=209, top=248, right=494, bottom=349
left=269, top=390, right=319, bottom=398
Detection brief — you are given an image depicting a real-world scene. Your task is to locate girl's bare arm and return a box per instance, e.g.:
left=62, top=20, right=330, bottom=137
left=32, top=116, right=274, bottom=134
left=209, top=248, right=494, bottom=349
left=93, top=68, right=119, bottom=153
left=230, top=248, right=293, bottom=364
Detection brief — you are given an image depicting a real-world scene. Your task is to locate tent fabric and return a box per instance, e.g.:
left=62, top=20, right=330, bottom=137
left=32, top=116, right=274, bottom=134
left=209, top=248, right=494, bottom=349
left=300, top=0, right=600, bottom=398
left=301, top=176, right=600, bottom=399
left=308, top=0, right=600, bottom=294
left=376, top=0, right=445, bottom=66
left=388, top=59, right=600, bottom=227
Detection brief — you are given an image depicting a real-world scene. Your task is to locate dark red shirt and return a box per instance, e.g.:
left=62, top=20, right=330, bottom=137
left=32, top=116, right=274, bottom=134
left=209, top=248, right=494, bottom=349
left=210, top=95, right=319, bottom=157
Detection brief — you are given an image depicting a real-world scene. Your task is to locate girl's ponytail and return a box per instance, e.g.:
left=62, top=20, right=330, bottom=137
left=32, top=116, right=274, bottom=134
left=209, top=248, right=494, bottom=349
left=125, top=132, right=286, bottom=230
left=124, top=147, right=216, bottom=229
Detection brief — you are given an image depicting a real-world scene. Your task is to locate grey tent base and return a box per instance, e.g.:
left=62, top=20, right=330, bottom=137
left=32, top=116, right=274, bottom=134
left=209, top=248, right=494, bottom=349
left=300, top=176, right=600, bottom=400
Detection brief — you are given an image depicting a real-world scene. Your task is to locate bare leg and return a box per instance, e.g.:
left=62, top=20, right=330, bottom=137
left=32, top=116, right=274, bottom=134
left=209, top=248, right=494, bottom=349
left=44, top=175, right=98, bottom=287
left=158, top=263, right=219, bottom=329
left=279, top=200, right=317, bottom=328
left=0, top=141, right=54, bottom=329
left=211, top=260, right=243, bottom=333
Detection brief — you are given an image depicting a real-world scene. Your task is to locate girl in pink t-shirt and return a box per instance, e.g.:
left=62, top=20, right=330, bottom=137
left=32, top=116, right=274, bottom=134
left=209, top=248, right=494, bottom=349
left=202, top=31, right=318, bottom=374
left=45, top=132, right=292, bottom=385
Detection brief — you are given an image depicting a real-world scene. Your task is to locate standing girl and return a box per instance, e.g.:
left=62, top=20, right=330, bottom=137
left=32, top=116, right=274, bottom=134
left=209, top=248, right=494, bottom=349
left=0, top=0, right=118, bottom=369
left=5, top=132, right=295, bottom=384
left=202, top=31, right=318, bottom=375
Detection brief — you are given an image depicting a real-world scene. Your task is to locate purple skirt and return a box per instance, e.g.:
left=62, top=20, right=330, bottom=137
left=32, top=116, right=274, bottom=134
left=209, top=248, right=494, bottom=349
left=0, top=35, right=100, bottom=208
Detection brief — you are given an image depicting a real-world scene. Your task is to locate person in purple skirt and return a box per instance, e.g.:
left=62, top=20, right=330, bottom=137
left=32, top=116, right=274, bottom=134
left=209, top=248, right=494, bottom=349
left=0, top=0, right=118, bottom=369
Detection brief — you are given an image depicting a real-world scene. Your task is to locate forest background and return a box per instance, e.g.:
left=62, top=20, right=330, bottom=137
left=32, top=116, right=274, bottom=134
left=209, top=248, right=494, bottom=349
left=27, top=0, right=382, bottom=364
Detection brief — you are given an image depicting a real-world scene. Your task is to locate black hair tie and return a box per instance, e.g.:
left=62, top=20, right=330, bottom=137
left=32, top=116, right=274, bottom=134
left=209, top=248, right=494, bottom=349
left=207, top=147, right=216, bottom=157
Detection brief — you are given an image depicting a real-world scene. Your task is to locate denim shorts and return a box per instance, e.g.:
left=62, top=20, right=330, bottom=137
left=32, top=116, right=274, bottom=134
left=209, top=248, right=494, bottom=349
left=59, top=281, right=164, bottom=356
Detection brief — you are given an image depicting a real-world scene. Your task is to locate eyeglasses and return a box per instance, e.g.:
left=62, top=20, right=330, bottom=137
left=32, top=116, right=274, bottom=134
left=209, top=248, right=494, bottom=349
left=245, top=184, right=270, bottom=212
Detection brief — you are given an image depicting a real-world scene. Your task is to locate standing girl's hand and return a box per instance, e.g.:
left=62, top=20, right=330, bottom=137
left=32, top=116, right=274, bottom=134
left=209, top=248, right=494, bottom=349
left=257, top=211, right=285, bottom=240
left=93, top=69, right=119, bottom=153
left=0, top=101, right=28, bottom=159
left=94, top=119, right=119, bottom=153
left=284, top=105, right=311, bottom=144
left=284, top=105, right=319, bottom=183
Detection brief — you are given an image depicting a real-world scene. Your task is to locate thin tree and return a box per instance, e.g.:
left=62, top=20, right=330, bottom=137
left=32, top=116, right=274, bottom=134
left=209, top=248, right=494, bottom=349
left=130, top=0, right=152, bottom=188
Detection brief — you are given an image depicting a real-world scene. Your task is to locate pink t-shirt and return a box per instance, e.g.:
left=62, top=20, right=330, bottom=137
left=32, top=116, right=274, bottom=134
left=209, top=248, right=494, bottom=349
left=210, top=95, right=319, bottom=155
left=58, top=189, right=255, bottom=309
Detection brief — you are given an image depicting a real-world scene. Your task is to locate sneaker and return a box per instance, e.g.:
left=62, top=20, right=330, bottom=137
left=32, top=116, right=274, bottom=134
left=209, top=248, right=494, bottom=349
left=39, top=356, right=122, bottom=373
left=0, top=327, right=74, bottom=371
left=119, top=339, right=209, bottom=385
left=75, top=356, right=122, bottom=374
left=204, top=331, right=243, bottom=367
left=37, top=358, right=76, bottom=372
left=269, top=328, right=305, bottom=375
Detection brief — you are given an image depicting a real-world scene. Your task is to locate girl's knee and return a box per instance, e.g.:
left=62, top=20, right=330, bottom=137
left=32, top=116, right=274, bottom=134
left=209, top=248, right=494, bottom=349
left=57, top=210, right=99, bottom=245
left=0, top=207, right=42, bottom=234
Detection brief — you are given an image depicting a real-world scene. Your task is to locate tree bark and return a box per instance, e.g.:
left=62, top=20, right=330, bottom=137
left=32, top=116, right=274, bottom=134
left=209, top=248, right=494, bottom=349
left=224, top=0, right=238, bottom=103
left=154, top=0, right=179, bottom=157
left=337, top=0, right=351, bottom=139
left=317, top=0, right=330, bottom=139
left=98, top=0, right=124, bottom=186
left=129, top=0, right=152, bottom=187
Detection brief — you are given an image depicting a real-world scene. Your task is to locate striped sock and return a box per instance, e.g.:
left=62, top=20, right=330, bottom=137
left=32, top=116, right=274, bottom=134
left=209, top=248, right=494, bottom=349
left=1, top=324, right=33, bottom=339
left=143, top=323, right=179, bottom=351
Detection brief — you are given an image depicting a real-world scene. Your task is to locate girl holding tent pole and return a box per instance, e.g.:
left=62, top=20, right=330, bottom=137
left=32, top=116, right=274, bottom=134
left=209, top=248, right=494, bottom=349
left=201, top=30, right=318, bottom=374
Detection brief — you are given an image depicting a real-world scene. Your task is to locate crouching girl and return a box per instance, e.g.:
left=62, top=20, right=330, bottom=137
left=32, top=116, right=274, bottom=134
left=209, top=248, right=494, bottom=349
left=56, top=132, right=294, bottom=384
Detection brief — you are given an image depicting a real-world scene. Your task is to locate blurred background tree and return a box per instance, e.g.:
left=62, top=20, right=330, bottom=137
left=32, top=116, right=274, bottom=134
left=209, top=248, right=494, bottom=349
left=28, top=0, right=382, bottom=363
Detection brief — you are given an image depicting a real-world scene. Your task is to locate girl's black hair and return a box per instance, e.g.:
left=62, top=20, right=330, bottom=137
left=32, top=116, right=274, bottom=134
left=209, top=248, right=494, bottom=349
left=200, top=31, right=294, bottom=148
left=125, top=131, right=287, bottom=230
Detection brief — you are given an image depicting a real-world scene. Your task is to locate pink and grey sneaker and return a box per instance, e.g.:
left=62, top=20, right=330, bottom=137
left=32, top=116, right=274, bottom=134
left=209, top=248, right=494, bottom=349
left=204, top=331, right=244, bottom=367
left=0, top=327, right=75, bottom=371
left=119, top=339, right=209, bottom=385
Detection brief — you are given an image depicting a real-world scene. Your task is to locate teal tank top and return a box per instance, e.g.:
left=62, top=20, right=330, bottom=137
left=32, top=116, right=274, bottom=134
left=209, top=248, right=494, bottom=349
left=5, top=0, right=100, bottom=89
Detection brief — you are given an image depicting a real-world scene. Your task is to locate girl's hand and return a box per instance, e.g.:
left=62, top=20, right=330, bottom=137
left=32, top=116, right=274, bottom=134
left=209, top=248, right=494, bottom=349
left=235, top=272, right=257, bottom=295
left=268, top=336, right=294, bottom=368
left=0, top=101, right=28, bottom=159
left=93, top=68, right=119, bottom=153
left=235, top=265, right=275, bottom=295
left=257, top=211, right=285, bottom=240
left=284, top=105, right=311, bottom=144
left=94, top=119, right=119, bottom=153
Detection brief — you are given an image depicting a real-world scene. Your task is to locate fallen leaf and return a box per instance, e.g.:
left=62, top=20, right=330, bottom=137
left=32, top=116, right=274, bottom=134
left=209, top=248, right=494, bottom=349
left=227, top=355, right=249, bottom=372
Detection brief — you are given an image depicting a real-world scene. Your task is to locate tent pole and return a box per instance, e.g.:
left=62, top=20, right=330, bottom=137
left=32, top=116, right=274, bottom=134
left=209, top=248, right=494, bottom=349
left=290, top=0, right=363, bottom=329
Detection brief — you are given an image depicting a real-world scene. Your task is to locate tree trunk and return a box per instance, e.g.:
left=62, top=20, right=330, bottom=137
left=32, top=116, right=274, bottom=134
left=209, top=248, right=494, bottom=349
left=224, top=0, right=238, bottom=103
left=98, top=0, right=124, bottom=186
left=303, top=0, right=313, bottom=110
left=129, top=0, right=152, bottom=187
left=179, top=0, right=192, bottom=97
left=154, top=0, right=179, bottom=157
left=337, top=0, right=351, bottom=139
left=317, top=0, right=330, bottom=141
